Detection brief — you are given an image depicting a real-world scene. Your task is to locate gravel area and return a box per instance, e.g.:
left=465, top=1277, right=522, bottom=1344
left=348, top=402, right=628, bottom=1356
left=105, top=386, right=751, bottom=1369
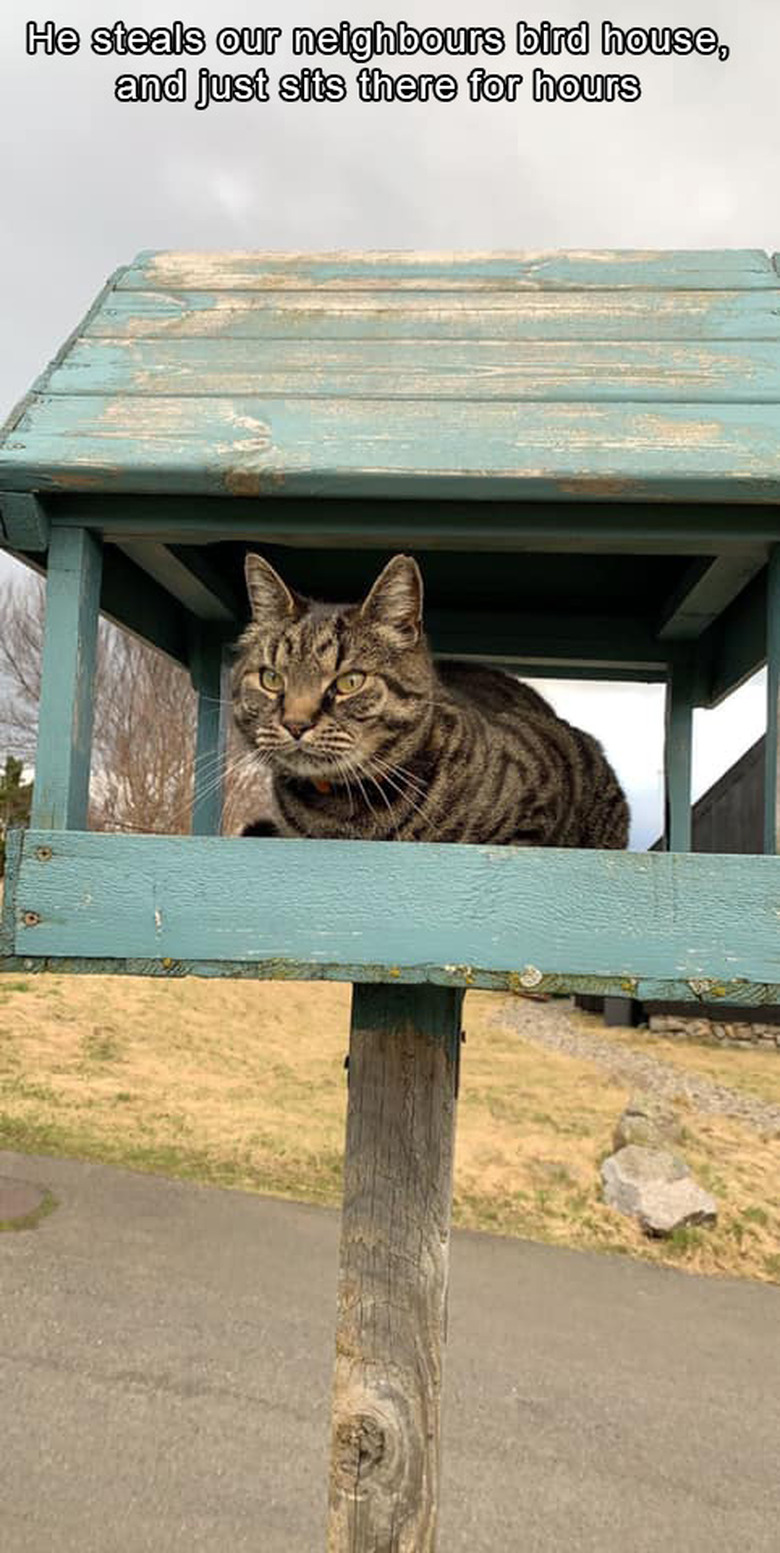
left=501, top=997, right=780, bottom=1135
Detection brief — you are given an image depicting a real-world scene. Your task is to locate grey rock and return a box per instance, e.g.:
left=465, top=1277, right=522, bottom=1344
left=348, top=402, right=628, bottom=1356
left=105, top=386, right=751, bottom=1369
left=601, top=1146, right=718, bottom=1238
left=648, top=1015, right=683, bottom=1034
left=613, top=1093, right=683, bottom=1152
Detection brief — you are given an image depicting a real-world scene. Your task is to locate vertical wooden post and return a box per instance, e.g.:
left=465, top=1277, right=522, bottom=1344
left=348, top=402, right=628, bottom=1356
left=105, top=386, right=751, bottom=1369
left=31, top=526, right=103, bottom=831
left=763, top=547, right=780, bottom=854
left=190, top=625, right=229, bottom=836
left=328, top=982, right=464, bottom=1553
left=664, top=652, right=695, bottom=852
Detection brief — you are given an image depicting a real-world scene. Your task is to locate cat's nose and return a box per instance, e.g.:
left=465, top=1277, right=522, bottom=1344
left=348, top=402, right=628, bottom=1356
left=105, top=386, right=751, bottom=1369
left=282, top=717, right=314, bottom=741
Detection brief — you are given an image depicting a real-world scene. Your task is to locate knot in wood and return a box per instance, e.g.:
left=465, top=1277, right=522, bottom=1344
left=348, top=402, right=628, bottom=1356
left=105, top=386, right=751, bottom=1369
left=333, top=1413, right=386, bottom=1488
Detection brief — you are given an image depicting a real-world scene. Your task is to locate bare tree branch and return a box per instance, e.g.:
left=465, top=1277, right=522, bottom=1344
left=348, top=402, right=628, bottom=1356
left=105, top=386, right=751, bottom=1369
left=0, top=572, right=271, bottom=834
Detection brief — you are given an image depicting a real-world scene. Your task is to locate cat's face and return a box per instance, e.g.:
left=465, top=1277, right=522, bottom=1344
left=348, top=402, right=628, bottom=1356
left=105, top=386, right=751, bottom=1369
left=232, top=554, right=435, bottom=783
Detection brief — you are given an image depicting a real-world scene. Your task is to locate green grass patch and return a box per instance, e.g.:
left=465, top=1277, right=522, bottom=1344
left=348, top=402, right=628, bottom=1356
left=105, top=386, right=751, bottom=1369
left=0, top=1186, right=58, bottom=1234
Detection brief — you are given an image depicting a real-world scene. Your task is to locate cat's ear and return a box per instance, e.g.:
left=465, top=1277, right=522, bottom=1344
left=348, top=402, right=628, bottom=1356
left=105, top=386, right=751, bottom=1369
left=360, top=555, right=423, bottom=646
left=244, top=554, right=300, bottom=624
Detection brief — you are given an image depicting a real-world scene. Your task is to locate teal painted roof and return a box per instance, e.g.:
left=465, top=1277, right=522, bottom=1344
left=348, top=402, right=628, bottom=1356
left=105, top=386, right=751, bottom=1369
left=2, top=248, right=780, bottom=501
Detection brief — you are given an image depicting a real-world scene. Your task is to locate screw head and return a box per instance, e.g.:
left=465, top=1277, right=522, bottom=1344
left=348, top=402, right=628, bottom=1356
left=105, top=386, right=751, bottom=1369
left=21, top=911, right=41, bottom=928
left=35, top=846, right=53, bottom=863
left=519, top=964, right=544, bottom=990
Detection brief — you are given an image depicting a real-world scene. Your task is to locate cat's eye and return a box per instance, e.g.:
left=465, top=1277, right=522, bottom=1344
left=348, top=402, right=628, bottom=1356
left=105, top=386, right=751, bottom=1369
left=260, top=667, right=284, bottom=693
left=335, top=671, right=366, bottom=695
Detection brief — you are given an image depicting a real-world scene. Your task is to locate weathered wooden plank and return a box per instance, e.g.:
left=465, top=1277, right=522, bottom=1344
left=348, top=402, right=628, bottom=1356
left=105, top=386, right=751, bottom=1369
left=119, top=249, right=779, bottom=291
left=42, top=338, right=780, bottom=402
left=5, top=397, right=780, bottom=502
left=4, top=949, right=780, bottom=1006
left=657, top=551, right=768, bottom=640
left=49, top=496, right=780, bottom=554
left=328, top=982, right=462, bottom=1553
left=84, top=288, right=780, bottom=342
left=31, top=528, right=102, bottom=831
left=764, top=549, right=780, bottom=853
left=13, top=831, right=780, bottom=990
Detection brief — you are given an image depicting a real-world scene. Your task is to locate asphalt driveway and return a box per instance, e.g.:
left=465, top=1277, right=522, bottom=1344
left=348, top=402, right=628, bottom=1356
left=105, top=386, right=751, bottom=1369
left=1, top=1151, right=778, bottom=1552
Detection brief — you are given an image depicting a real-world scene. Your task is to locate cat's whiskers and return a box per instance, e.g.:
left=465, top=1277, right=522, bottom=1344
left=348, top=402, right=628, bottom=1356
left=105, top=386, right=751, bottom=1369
left=370, top=754, right=427, bottom=798
left=191, top=746, right=266, bottom=809
left=364, top=752, right=430, bottom=814
left=328, top=754, right=357, bottom=818
left=364, top=763, right=430, bottom=827
left=337, top=754, right=382, bottom=827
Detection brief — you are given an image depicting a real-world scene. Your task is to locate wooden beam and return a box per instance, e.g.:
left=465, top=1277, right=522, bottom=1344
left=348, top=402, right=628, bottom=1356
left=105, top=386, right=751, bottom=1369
left=699, top=569, right=766, bottom=707
left=664, top=655, right=695, bottom=851
left=100, top=547, right=192, bottom=665
left=31, top=527, right=102, bottom=830
left=475, top=662, right=668, bottom=684
left=0, top=492, right=50, bottom=550
left=86, top=283, right=780, bottom=342
left=7, top=396, right=780, bottom=503
left=114, top=539, right=240, bottom=622
left=14, top=830, right=780, bottom=998
left=764, top=548, right=780, bottom=853
left=49, top=496, right=780, bottom=555
left=43, top=336, right=780, bottom=404
left=328, top=982, right=462, bottom=1553
left=427, top=609, right=667, bottom=670
left=657, top=551, right=767, bottom=640
left=118, top=248, right=780, bottom=291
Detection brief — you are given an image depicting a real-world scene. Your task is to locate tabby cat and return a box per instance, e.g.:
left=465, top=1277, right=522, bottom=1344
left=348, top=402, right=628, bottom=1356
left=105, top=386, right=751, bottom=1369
left=233, top=553, right=629, bottom=848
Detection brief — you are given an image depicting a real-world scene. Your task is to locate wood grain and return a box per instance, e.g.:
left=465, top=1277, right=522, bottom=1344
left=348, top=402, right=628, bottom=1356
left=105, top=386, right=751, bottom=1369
left=43, top=338, right=780, bottom=402
left=118, top=249, right=779, bottom=291
left=328, top=983, right=462, bottom=1553
left=84, top=288, right=780, bottom=342
left=4, top=248, right=780, bottom=505
left=12, top=830, right=780, bottom=993
left=5, top=395, right=780, bottom=501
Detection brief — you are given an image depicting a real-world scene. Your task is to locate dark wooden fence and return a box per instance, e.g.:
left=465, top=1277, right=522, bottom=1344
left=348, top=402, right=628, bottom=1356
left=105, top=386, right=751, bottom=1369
left=579, top=737, right=768, bottom=1027
left=660, top=736, right=764, bottom=855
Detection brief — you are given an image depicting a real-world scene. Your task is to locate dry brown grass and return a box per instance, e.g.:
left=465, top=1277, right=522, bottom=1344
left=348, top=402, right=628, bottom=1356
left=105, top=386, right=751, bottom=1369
left=0, top=975, right=778, bottom=1284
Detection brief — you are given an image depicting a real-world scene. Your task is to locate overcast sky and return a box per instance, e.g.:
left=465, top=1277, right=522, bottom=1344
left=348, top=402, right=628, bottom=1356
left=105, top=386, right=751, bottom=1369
left=2, top=0, right=778, bottom=843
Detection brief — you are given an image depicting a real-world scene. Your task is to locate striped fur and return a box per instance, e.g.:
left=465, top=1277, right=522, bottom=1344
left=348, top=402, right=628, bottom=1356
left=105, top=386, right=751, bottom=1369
left=232, top=554, right=629, bottom=847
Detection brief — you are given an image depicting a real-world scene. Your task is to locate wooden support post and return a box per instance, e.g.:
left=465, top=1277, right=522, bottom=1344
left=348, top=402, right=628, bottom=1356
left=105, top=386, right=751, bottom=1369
left=603, top=995, right=639, bottom=1028
left=31, top=526, right=103, bottom=831
left=328, top=982, right=464, bottom=1553
left=190, top=625, right=230, bottom=836
left=763, top=547, right=780, bottom=854
left=664, top=652, right=695, bottom=852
